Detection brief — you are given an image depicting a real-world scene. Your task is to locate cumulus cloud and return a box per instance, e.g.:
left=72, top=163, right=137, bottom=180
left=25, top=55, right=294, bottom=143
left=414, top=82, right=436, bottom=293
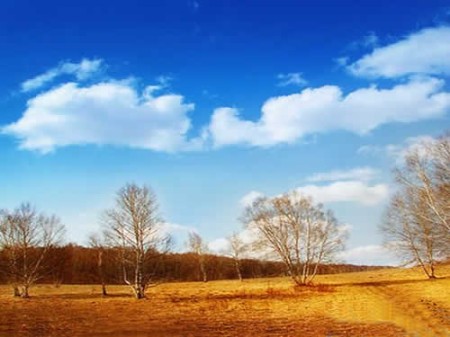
left=277, top=72, right=307, bottom=87
left=305, top=167, right=379, bottom=183
left=207, top=77, right=450, bottom=147
left=348, top=26, right=450, bottom=78
left=21, top=58, right=103, bottom=92
left=9, top=57, right=450, bottom=154
left=296, top=181, right=389, bottom=206
left=3, top=81, right=197, bottom=153
left=338, top=245, right=398, bottom=266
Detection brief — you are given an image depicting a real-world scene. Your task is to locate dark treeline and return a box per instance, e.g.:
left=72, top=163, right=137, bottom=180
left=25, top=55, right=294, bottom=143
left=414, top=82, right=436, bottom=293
left=0, top=244, right=385, bottom=285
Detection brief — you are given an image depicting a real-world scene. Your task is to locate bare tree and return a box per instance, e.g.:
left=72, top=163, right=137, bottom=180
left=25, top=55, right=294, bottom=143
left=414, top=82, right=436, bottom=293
left=228, top=232, right=246, bottom=281
left=242, top=192, right=346, bottom=285
left=103, top=183, right=170, bottom=299
left=381, top=133, right=449, bottom=278
left=88, top=233, right=108, bottom=296
left=188, top=232, right=208, bottom=282
left=0, top=203, right=65, bottom=297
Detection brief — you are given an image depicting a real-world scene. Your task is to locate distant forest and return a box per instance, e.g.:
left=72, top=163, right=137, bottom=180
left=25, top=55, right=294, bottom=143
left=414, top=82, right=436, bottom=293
left=0, top=245, right=385, bottom=285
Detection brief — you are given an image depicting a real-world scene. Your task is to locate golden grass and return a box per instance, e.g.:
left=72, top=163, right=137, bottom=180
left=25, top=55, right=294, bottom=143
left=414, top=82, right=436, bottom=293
left=0, top=265, right=449, bottom=337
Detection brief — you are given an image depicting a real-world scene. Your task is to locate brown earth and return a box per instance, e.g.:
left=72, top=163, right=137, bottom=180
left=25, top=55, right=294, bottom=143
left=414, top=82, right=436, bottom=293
left=0, top=265, right=449, bottom=337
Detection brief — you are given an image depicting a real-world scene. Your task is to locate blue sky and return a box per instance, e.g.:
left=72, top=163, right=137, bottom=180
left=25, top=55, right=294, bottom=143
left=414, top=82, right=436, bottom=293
left=1, top=0, right=449, bottom=265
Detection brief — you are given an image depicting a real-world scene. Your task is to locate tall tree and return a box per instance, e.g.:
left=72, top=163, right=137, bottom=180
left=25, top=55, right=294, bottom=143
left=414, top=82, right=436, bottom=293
left=103, top=183, right=170, bottom=299
left=88, top=234, right=108, bottom=296
left=0, top=203, right=65, bottom=297
left=188, top=232, right=208, bottom=282
left=381, top=133, right=449, bottom=278
left=228, top=232, right=246, bottom=281
left=242, top=192, right=346, bottom=285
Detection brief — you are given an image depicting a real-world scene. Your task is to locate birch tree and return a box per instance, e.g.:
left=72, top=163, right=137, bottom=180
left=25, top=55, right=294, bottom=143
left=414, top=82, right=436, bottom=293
left=88, top=234, right=108, bottom=296
left=381, top=133, right=449, bottom=278
left=0, top=203, right=65, bottom=297
left=242, top=192, right=346, bottom=285
left=228, top=232, right=246, bottom=281
left=188, top=232, right=208, bottom=282
left=103, top=183, right=170, bottom=299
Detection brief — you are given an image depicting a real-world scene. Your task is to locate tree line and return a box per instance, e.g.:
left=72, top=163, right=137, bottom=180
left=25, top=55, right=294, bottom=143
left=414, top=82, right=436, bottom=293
left=0, top=132, right=448, bottom=299
left=0, top=244, right=379, bottom=286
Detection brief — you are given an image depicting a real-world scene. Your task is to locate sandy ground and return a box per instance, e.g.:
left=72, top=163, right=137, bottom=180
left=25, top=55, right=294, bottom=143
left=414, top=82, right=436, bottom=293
left=0, top=265, right=449, bottom=337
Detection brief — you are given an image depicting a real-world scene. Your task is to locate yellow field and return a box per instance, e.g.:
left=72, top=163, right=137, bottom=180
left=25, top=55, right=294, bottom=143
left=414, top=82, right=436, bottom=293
left=0, top=265, right=449, bottom=337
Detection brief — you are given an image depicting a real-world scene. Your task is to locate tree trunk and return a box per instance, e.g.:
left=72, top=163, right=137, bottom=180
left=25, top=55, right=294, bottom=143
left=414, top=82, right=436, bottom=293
left=13, top=286, right=20, bottom=297
left=200, top=261, right=207, bottom=282
left=134, top=284, right=145, bottom=299
left=98, top=251, right=108, bottom=296
left=429, top=263, right=437, bottom=279
left=21, top=285, right=29, bottom=298
left=134, top=253, right=146, bottom=299
left=101, top=283, right=108, bottom=297
left=234, top=259, right=243, bottom=281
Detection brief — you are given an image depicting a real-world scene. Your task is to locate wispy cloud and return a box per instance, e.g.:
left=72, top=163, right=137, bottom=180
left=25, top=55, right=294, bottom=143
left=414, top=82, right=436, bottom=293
left=21, top=58, right=103, bottom=92
left=358, top=134, right=439, bottom=164
left=305, top=167, right=379, bottom=183
left=361, top=31, right=379, bottom=48
left=349, top=31, right=379, bottom=50
left=240, top=190, right=264, bottom=207
left=277, top=72, right=307, bottom=87
left=347, top=26, right=450, bottom=78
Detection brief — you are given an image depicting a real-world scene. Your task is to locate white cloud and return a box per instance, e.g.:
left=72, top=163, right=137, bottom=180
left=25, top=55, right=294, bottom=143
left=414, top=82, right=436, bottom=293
left=305, top=167, right=379, bottom=183
left=357, top=144, right=384, bottom=156
left=240, top=190, right=264, bottom=207
left=338, top=245, right=398, bottom=266
left=21, top=58, right=103, bottom=92
left=208, top=228, right=266, bottom=258
left=296, top=181, right=389, bottom=206
left=162, top=222, right=196, bottom=235
left=392, top=135, right=437, bottom=158
left=207, top=77, right=450, bottom=147
left=277, top=72, right=307, bottom=87
left=3, top=81, right=197, bottom=153
left=348, top=26, right=450, bottom=78
left=240, top=180, right=388, bottom=209
left=208, top=238, right=229, bottom=254
left=358, top=134, right=437, bottom=163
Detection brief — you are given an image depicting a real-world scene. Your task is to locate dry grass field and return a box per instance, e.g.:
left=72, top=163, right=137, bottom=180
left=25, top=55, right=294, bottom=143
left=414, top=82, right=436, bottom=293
left=0, top=265, right=449, bottom=337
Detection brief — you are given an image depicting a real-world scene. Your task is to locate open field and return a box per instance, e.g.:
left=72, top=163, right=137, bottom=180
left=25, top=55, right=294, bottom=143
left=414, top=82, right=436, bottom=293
left=0, top=266, right=449, bottom=337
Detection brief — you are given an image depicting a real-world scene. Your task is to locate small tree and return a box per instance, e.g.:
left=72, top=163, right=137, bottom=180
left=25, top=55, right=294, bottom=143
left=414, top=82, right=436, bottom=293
left=103, top=183, right=170, bottom=299
left=188, top=232, right=208, bottom=282
left=0, top=203, right=65, bottom=297
left=242, top=192, right=346, bottom=285
left=88, top=234, right=108, bottom=296
left=381, top=133, right=449, bottom=278
left=228, top=232, right=246, bottom=281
